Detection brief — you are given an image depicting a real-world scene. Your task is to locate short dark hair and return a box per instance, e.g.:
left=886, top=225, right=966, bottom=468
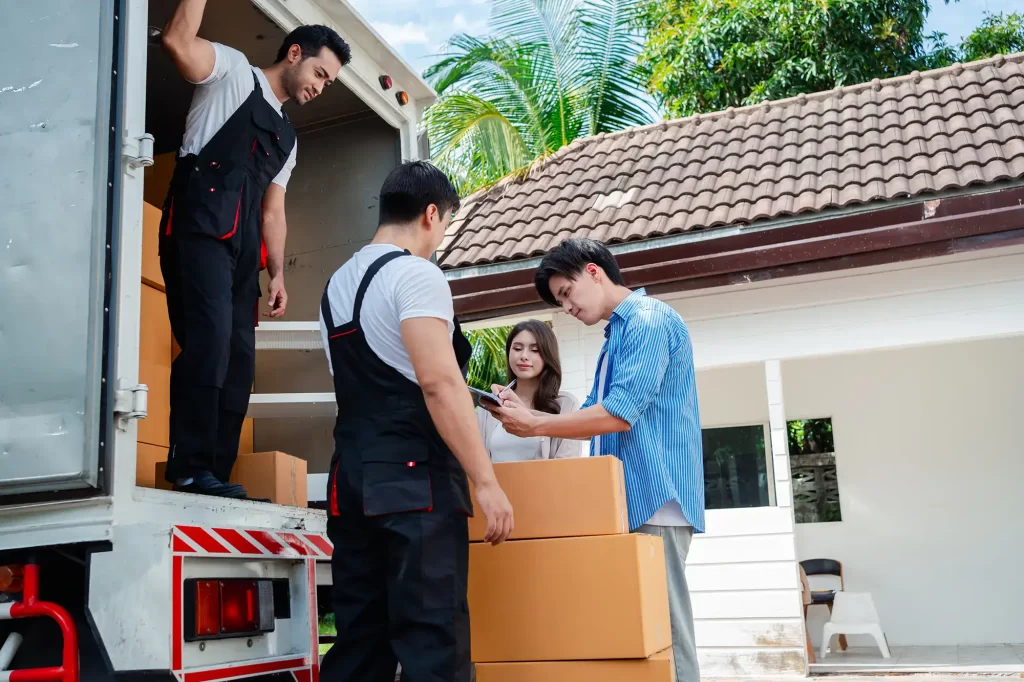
left=378, top=161, right=461, bottom=227
left=276, top=25, right=352, bottom=66
left=534, top=238, right=625, bottom=306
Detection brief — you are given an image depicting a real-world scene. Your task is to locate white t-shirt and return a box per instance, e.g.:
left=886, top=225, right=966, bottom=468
left=319, top=244, right=455, bottom=384
left=179, top=42, right=297, bottom=189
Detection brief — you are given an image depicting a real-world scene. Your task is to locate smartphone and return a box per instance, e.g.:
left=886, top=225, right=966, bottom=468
left=468, top=386, right=503, bottom=408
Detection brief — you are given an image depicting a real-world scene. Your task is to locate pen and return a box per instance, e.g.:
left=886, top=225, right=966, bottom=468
left=497, top=378, right=517, bottom=398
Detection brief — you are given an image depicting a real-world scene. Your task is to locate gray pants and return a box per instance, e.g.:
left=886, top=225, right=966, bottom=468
left=635, top=524, right=699, bottom=682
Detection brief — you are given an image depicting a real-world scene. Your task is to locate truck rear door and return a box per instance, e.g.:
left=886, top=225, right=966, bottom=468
left=0, top=0, right=125, bottom=498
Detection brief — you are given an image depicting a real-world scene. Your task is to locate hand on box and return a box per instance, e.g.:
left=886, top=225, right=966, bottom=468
left=475, top=480, right=514, bottom=544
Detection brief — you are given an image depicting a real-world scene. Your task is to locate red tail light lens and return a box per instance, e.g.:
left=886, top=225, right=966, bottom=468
left=194, top=581, right=221, bottom=637
left=184, top=579, right=276, bottom=641
left=220, top=580, right=260, bottom=633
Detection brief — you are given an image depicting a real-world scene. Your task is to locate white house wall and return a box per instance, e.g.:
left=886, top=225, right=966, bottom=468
left=514, top=247, right=1024, bottom=676
left=783, top=336, right=1024, bottom=647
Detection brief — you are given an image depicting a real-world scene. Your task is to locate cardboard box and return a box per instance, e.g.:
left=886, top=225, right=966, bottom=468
left=137, top=443, right=169, bottom=488
left=239, top=419, right=254, bottom=454
left=469, top=533, right=671, bottom=662
left=230, top=451, right=307, bottom=507
left=474, top=649, right=673, bottom=682
left=138, top=359, right=170, bottom=448
left=142, top=201, right=164, bottom=289
left=144, top=152, right=175, bottom=209
left=139, top=283, right=171, bottom=367
left=155, top=451, right=307, bottom=505
left=468, top=456, right=627, bottom=542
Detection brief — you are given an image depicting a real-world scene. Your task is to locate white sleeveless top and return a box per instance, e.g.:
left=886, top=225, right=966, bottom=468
left=488, top=427, right=544, bottom=463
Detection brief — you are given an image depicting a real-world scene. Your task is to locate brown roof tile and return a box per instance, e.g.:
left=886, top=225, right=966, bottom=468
left=439, top=53, right=1024, bottom=269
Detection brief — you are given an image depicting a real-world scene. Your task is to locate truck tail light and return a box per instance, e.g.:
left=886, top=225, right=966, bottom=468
left=184, top=579, right=276, bottom=642
left=0, top=565, right=24, bottom=593
left=396, top=91, right=409, bottom=106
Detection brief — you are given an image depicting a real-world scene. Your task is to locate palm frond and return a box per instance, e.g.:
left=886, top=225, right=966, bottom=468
left=578, top=0, right=658, bottom=133
left=425, top=92, right=536, bottom=192
left=465, top=326, right=514, bottom=391
left=490, top=0, right=582, bottom=146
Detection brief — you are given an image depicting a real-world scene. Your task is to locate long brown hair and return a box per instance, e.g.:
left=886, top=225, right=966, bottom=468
left=505, top=320, right=563, bottom=415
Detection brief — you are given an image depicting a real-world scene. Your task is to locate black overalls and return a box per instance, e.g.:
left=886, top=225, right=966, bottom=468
left=158, top=69, right=296, bottom=484
left=319, top=250, right=475, bottom=682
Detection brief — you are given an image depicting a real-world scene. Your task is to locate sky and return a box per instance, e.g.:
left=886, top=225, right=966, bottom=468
left=346, top=0, right=1019, bottom=81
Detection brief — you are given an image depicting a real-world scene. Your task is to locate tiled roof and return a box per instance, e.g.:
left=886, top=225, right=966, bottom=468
left=438, top=53, right=1024, bottom=269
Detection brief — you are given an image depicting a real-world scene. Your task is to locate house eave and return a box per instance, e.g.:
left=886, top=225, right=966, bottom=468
left=447, top=183, right=1024, bottom=322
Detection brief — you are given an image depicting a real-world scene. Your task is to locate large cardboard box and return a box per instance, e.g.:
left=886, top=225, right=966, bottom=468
left=137, top=443, right=169, bottom=488
left=230, top=451, right=307, bottom=507
left=474, top=649, right=673, bottom=682
left=239, top=419, right=254, bottom=454
left=467, top=456, right=627, bottom=542
left=141, top=201, right=164, bottom=289
left=139, top=284, right=172, bottom=366
left=469, top=533, right=671, bottom=662
left=137, top=359, right=170, bottom=447
left=155, top=451, right=306, bottom=505
left=144, top=152, right=175, bottom=209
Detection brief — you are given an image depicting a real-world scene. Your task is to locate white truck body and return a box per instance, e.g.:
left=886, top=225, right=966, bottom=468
left=0, top=1, right=433, bottom=678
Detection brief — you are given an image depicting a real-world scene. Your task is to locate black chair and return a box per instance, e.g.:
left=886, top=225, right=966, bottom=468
left=800, top=558, right=847, bottom=651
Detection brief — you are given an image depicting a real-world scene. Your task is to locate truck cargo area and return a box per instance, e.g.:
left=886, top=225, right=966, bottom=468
left=140, top=0, right=403, bottom=505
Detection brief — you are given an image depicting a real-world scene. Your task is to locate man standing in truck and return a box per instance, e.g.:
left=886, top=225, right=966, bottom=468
left=319, top=161, right=513, bottom=682
left=158, top=0, right=351, bottom=498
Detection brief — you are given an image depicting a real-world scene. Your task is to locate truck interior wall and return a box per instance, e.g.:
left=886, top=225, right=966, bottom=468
left=254, top=116, right=402, bottom=473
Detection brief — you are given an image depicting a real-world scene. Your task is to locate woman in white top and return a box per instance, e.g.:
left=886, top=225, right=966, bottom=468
left=476, top=320, right=581, bottom=462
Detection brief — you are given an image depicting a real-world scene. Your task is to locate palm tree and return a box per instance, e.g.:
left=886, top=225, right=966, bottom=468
left=464, top=326, right=513, bottom=391
left=424, top=0, right=656, bottom=195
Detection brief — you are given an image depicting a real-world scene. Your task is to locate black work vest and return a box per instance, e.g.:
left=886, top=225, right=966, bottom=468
left=163, top=69, right=296, bottom=292
left=322, top=250, right=475, bottom=518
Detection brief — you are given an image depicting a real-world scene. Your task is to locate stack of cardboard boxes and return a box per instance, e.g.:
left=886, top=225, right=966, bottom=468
left=467, top=457, right=675, bottom=681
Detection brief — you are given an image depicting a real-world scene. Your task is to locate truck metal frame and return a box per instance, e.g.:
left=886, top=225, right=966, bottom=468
left=0, top=1, right=433, bottom=679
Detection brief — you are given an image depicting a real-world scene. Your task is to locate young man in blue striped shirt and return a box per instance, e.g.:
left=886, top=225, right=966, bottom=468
left=490, top=237, right=704, bottom=682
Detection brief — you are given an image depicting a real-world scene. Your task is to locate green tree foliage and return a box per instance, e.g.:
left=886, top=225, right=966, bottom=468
left=464, top=326, right=514, bottom=391
left=424, top=0, right=656, bottom=195
left=634, top=0, right=1021, bottom=119
left=950, top=11, right=1024, bottom=63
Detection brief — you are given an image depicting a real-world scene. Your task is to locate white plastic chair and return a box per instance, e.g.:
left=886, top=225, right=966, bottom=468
left=820, top=591, right=891, bottom=659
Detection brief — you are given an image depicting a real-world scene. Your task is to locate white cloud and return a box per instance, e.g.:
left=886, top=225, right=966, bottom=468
left=372, top=21, right=430, bottom=47
left=452, top=12, right=488, bottom=35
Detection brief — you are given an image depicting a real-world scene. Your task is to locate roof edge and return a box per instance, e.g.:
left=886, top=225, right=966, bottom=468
left=443, top=181, right=1024, bottom=280
left=448, top=51, right=1024, bottom=215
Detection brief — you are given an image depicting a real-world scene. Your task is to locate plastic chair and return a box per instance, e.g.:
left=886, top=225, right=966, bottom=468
left=820, top=591, right=891, bottom=659
left=801, top=558, right=847, bottom=651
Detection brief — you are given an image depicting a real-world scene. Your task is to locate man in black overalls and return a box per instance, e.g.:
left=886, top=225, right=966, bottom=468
left=157, top=0, right=350, bottom=497
left=318, top=162, right=514, bottom=682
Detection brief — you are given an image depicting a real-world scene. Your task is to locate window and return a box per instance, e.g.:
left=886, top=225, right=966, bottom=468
left=702, top=425, right=773, bottom=510
left=788, top=417, right=842, bottom=523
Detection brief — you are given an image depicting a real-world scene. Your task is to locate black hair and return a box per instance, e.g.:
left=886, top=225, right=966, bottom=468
left=534, top=238, right=625, bottom=306
left=378, top=161, right=461, bottom=227
left=275, top=25, right=352, bottom=66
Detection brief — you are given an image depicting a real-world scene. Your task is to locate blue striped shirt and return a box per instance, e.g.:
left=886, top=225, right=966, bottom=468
left=583, top=288, right=705, bottom=532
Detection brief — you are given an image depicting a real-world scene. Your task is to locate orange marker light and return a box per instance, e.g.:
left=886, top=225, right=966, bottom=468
left=0, top=565, right=23, bottom=593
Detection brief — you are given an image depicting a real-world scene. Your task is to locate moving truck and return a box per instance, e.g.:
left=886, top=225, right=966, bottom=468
left=0, top=1, right=433, bottom=680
